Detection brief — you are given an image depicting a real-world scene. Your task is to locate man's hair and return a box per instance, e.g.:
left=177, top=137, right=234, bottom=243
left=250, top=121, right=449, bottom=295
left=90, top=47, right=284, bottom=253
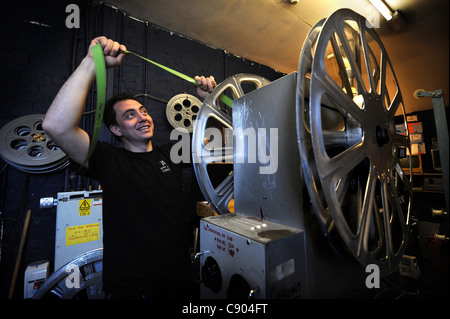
left=103, top=92, right=140, bottom=128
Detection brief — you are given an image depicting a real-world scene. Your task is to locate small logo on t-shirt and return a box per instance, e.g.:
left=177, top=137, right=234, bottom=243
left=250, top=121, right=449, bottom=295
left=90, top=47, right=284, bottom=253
left=159, top=160, right=171, bottom=173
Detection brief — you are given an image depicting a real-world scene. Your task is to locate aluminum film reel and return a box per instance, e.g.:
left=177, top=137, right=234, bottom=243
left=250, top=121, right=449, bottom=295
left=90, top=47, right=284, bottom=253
left=166, top=93, right=202, bottom=132
left=192, top=74, right=270, bottom=214
left=33, top=249, right=104, bottom=299
left=297, top=18, right=336, bottom=236
left=302, top=9, right=412, bottom=274
left=297, top=18, right=384, bottom=236
left=0, top=114, right=69, bottom=174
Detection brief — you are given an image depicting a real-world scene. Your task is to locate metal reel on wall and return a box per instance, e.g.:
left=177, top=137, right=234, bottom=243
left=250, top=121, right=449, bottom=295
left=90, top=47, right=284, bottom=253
left=297, top=9, right=412, bottom=275
left=166, top=93, right=202, bottom=132
left=192, top=74, right=270, bottom=214
left=0, top=114, right=69, bottom=174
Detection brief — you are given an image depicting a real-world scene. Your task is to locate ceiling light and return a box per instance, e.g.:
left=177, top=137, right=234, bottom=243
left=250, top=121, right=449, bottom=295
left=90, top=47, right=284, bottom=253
left=369, top=0, right=393, bottom=21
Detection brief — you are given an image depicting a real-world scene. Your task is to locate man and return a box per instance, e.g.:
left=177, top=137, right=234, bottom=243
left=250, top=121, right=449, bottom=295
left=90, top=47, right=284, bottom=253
left=43, top=36, right=216, bottom=298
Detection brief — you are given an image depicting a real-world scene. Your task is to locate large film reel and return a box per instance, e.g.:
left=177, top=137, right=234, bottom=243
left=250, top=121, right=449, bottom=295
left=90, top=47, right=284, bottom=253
left=0, top=114, right=69, bottom=174
left=298, top=9, right=412, bottom=274
left=192, top=74, right=270, bottom=214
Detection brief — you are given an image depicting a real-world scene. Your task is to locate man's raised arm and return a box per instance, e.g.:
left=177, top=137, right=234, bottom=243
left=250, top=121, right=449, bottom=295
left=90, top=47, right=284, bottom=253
left=42, top=36, right=127, bottom=167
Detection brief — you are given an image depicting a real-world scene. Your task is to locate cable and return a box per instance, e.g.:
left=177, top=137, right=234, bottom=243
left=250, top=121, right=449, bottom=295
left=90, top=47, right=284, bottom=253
left=133, top=93, right=168, bottom=104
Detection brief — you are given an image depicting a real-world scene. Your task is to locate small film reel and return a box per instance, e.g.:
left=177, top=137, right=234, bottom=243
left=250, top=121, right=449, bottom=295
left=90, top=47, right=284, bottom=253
left=166, top=94, right=202, bottom=132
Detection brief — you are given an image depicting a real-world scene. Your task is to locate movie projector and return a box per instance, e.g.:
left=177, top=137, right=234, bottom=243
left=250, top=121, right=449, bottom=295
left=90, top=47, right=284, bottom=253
left=193, top=9, right=412, bottom=298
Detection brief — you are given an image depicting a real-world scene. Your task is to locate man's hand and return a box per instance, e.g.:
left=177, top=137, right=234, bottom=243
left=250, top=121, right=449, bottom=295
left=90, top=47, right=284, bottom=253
left=195, top=75, right=217, bottom=100
left=87, top=36, right=127, bottom=68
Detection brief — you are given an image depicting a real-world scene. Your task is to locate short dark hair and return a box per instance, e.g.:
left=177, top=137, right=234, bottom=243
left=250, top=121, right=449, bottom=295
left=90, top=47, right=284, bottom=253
left=103, top=92, right=140, bottom=128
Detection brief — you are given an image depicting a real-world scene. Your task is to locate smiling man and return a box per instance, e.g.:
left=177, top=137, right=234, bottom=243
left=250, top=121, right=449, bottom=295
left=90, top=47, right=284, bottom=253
left=43, top=36, right=216, bottom=299
left=103, top=93, right=156, bottom=152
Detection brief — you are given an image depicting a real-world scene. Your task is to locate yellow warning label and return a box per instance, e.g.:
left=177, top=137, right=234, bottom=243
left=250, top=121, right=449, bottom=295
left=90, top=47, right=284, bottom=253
left=66, top=223, right=100, bottom=246
left=79, top=199, right=91, bottom=216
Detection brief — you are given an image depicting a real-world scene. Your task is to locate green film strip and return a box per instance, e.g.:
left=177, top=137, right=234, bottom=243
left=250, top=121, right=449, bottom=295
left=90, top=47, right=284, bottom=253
left=124, top=50, right=233, bottom=107
left=81, top=43, right=106, bottom=169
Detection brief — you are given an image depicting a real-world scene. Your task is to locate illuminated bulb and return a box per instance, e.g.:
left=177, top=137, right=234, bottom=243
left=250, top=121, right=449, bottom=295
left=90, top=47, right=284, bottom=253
left=369, top=0, right=393, bottom=21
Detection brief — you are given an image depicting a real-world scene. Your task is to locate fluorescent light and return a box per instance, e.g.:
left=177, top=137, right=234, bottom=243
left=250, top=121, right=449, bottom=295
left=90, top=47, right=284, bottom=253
left=369, top=0, right=393, bottom=21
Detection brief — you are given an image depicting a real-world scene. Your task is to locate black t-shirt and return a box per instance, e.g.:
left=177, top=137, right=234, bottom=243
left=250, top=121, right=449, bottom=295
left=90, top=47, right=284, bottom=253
left=86, top=142, right=192, bottom=294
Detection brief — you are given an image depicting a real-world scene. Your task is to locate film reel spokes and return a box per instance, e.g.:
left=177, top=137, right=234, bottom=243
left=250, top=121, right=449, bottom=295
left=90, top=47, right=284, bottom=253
left=32, top=249, right=104, bottom=299
left=303, top=9, right=412, bottom=273
left=296, top=18, right=336, bottom=235
left=192, top=74, right=270, bottom=215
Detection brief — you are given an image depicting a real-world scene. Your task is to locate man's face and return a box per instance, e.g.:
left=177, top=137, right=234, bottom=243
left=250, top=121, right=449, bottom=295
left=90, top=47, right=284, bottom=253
left=110, top=99, right=154, bottom=142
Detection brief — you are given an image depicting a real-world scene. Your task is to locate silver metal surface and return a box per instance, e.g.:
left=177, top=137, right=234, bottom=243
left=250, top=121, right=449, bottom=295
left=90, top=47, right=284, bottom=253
left=0, top=114, right=69, bottom=173
left=306, top=9, right=412, bottom=274
left=166, top=93, right=202, bottom=132
left=192, top=74, right=270, bottom=215
left=233, top=73, right=304, bottom=229
left=32, top=249, right=104, bottom=299
left=54, top=190, right=103, bottom=272
left=200, top=213, right=307, bottom=298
